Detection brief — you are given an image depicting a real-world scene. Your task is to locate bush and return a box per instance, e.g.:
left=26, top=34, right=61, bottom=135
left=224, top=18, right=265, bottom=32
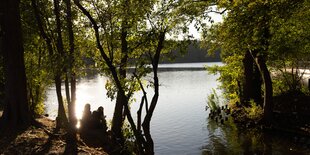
left=245, top=100, right=263, bottom=121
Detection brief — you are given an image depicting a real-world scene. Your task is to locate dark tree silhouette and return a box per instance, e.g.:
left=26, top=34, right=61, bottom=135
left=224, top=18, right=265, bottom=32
left=64, top=0, right=77, bottom=131
left=242, top=50, right=262, bottom=106
left=0, top=0, right=32, bottom=129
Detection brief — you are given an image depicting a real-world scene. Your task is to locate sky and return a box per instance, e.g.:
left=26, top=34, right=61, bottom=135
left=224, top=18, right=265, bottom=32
left=188, top=12, right=224, bottom=40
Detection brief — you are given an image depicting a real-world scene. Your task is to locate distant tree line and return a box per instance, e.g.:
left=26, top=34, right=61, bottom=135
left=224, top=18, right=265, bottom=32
left=161, top=43, right=221, bottom=63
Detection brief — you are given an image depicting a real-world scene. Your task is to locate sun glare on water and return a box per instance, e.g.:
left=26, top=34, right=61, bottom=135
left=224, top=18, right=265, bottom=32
left=69, top=76, right=114, bottom=129
left=74, top=85, right=91, bottom=128
left=75, top=98, right=89, bottom=120
left=75, top=84, right=92, bottom=120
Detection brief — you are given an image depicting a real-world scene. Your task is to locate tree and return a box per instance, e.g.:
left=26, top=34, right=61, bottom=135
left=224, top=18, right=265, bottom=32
left=203, top=0, right=308, bottom=123
left=64, top=0, right=77, bottom=132
left=73, top=0, right=155, bottom=142
left=31, top=0, right=91, bottom=130
left=63, top=0, right=78, bottom=153
left=20, top=0, right=53, bottom=117
left=213, top=1, right=274, bottom=122
left=74, top=0, right=192, bottom=154
left=54, top=0, right=71, bottom=129
left=31, top=0, right=69, bottom=129
left=269, top=0, right=310, bottom=93
left=203, top=1, right=273, bottom=122
left=0, top=0, right=32, bottom=129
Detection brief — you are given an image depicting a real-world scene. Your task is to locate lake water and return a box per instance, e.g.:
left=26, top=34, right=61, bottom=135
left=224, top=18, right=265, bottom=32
left=45, top=62, right=310, bottom=155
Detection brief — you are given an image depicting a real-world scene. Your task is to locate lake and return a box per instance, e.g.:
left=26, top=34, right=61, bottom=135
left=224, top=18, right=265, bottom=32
left=45, top=62, right=310, bottom=155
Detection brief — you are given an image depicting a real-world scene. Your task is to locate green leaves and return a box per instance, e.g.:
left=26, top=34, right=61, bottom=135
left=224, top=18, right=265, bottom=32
left=203, top=0, right=310, bottom=101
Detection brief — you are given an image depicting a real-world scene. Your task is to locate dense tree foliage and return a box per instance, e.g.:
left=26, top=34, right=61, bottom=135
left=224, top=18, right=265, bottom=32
left=20, top=0, right=52, bottom=117
left=269, top=0, right=310, bottom=93
left=203, top=0, right=310, bottom=123
left=28, top=0, right=92, bottom=130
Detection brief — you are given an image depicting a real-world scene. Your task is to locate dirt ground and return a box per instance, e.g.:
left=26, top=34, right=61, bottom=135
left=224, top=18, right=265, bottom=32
left=0, top=116, right=117, bottom=155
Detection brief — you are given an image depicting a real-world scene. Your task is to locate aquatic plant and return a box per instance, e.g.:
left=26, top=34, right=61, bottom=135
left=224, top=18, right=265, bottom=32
left=207, top=88, right=221, bottom=111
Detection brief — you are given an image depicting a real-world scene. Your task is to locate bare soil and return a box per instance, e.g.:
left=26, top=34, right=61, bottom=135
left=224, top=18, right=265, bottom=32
left=0, top=116, right=120, bottom=155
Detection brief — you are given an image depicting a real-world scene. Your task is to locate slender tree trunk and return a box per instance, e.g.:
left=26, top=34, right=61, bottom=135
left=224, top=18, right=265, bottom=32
left=64, top=0, right=76, bottom=130
left=65, top=75, right=71, bottom=105
left=0, top=0, right=32, bottom=129
left=31, top=0, right=53, bottom=55
left=123, top=96, right=146, bottom=154
left=73, top=0, right=122, bottom=90
left=53, top=0, right=69, bottom=129
left=112, top=93, right=125, bottom=140
left=112, top=17, right=128, bottom=142
left=70, top=74, right=76, bottom=126
left=32, top=0, right=67, bottom=128
left=55, top=74, right=68, bottom=129
left=28, top=83, right=35, bottom=117
left=255, top=56, right=273, bottom=124
left=34, top=84, right=41, bottom=113
left=141, top=31, right=165, bottom=155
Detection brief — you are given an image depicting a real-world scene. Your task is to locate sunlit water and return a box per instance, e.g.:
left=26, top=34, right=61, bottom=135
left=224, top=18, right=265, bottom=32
left=44, top=62, right=310, bottom=155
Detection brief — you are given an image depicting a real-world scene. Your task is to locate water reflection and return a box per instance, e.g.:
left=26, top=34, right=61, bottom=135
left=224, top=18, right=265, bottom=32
left=44, top=62, right=310, bottom=154
left=45, top=74, right=115, bottom=120
left=45, top=64, right=220, bottom=154
left=75, top=83, right=91, bottom=119
left=203, top=118, right=310, bottom=155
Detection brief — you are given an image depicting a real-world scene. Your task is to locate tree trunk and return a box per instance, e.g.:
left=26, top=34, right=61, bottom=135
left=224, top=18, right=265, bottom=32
left=111, top=18, right=128, bottom=142
left=69, top=74, right=76, bottom=126
left=243, top=50, right=263, bottom=106
left=256, top=4, right=272, bottom=123
left=123, top=96, right=146, bottom=154
left=53, top=0, right=70, bottom=129
left=308, top=79, right=310, bottom=91
left=112, top=93, right=125, bottom=141
left=65, top=74, right=71, bottom=105
left=0, top=0, right=3, bottom=57
left=0, top=4, right=3, bottom=104
left=32, top=0, right=67, bottom=128
left=255, top=56, right=273, bottom=124
left=141, top=31, right=165, bottom=155
left=64, top=0, right=77, bottom=130
left=55, top=74, right=68, bottom=129
left=252, top=63, right=262, bottom=106
left=0, top=0, right=32, bottom=129
left=242, top=50, right=254, bottom=105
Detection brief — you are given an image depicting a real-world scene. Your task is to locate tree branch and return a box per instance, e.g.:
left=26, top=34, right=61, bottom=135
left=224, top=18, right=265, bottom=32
left=74, top=0, right=124, bottom=93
